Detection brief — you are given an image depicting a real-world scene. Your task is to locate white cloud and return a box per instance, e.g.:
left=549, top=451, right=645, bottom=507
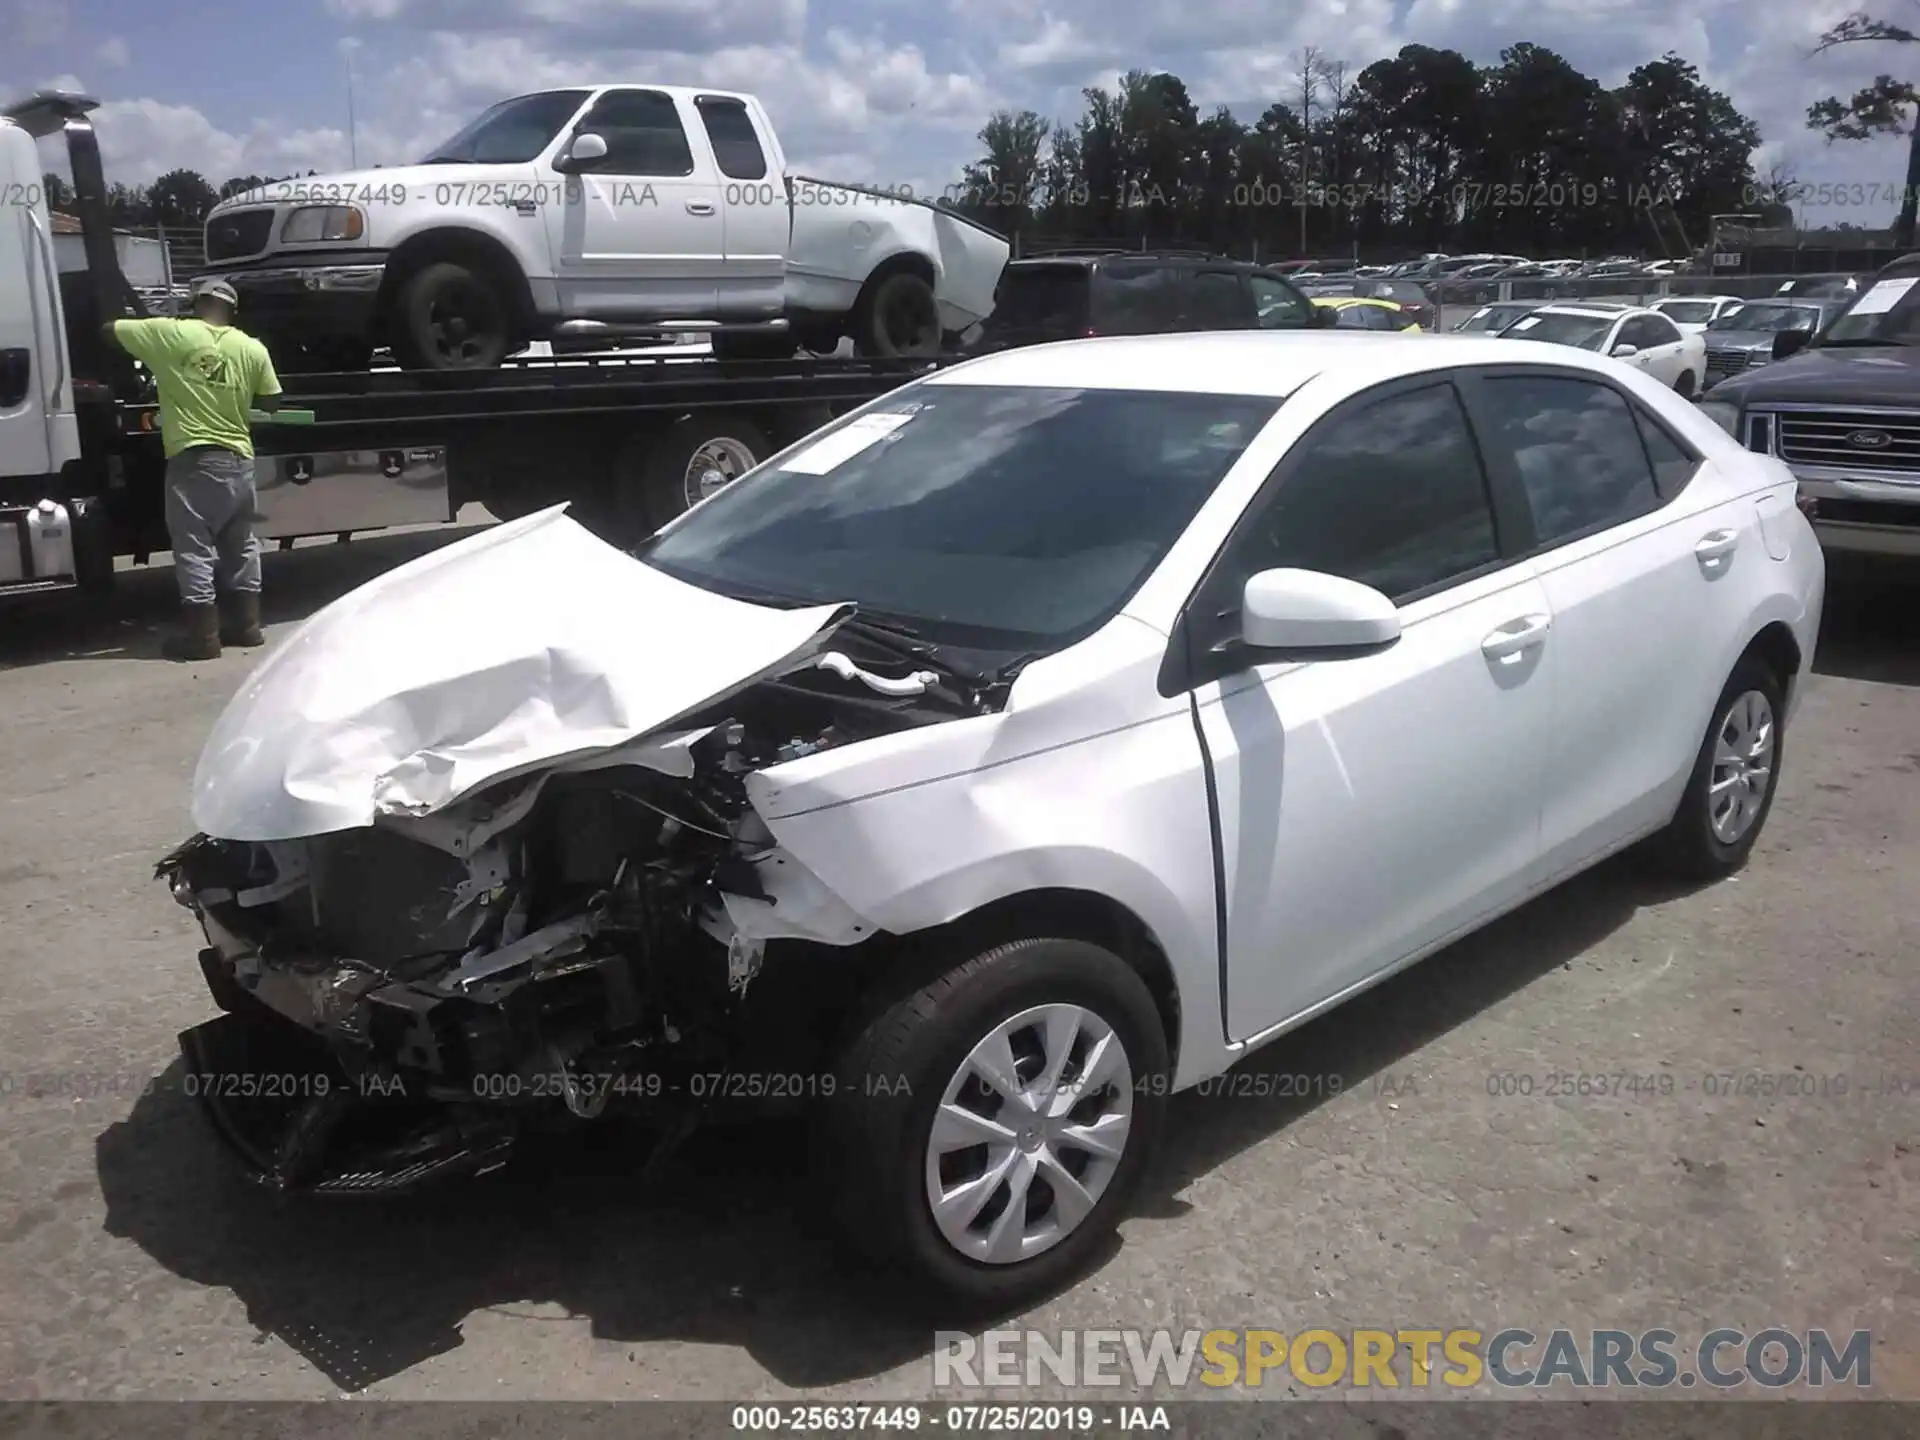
left=325, top=0, right=807, bottom=51
left=9, top=0, right=1919, bottom=228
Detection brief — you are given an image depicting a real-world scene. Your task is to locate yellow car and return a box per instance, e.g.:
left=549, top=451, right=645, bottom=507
left=1310, top=296, right=1425, bottom=332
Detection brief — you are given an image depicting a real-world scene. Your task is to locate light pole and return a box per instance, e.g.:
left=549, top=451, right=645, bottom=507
left=343, top=39, right=360, bottom=168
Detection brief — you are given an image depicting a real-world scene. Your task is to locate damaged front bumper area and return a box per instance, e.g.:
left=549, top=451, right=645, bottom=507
left=156, top=721, right=882, bottom=1197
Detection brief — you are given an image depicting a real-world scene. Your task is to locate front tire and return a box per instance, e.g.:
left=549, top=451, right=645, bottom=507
left=815, top=937, right=1169, bottom=1310
left=1674, top=368, right=1698, bottom=399
left=391, top=260, right=515, bottom=371
left=1645, top=653, right=1786, bottom=881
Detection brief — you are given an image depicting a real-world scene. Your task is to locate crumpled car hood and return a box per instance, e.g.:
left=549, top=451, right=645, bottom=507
left=191, top=506, right=850, bottom=842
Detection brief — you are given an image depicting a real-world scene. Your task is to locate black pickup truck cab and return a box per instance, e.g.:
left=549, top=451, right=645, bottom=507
left=1699, top=255, right=1920, bottom=559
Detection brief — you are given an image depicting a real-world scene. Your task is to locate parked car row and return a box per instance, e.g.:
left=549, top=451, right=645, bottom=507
left=1450, top=292, right=1855, bottom=398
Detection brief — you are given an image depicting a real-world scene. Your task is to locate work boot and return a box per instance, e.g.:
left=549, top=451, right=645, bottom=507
left=219, top=589, right=266, bottom=648
left=162, top=602, right=222, bottom=662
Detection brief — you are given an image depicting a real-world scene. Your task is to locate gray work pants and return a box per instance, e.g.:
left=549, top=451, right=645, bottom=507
left=165, top=445, right=261, bottom=606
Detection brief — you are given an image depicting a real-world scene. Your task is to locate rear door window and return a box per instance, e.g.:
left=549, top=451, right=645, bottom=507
left=1480, top=374, right=1662, bottom=546
left=1180, top=270, right=1253, bottom=329
left=694, top=95, right=768, bottom=180
left=1092, top=266, right=1182, bottom=332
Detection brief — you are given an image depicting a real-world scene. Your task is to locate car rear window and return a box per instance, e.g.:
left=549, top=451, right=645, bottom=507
left=986, top=265, right=1091, bottom=332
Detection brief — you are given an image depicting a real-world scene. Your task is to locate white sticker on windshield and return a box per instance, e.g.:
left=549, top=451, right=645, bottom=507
left=780, top=412, right=914, bottom=474
left=1509, top=316, right=1541, bottom=330
left=1845, top=276, right=1917, bottom=315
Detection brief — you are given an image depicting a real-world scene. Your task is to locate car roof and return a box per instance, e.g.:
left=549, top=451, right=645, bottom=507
left=1312, top=295, right=1400, bottom=308
left=1531, top=303, right=1637, bottom=318
left=923, top=331, right=1621, bottom=399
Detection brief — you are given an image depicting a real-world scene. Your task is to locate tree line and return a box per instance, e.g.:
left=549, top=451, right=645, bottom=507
left=948, top=45, right=1795, bottom=260
left=40, top=169, right=318, bottom=230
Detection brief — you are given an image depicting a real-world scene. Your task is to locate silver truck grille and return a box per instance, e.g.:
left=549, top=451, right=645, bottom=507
left=1778, top=411, right=1920, bottom=474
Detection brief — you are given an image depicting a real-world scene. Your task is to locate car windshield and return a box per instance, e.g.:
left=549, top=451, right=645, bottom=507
left=1656, top=301, right=1718, bottom=325
left=636, top=385, right=1280, bottom=649
left=1708, top=302, right=1819, bottom=334
left=418, top=89, right=591, bottom=164
left=1457, top=305, right=1532, bottom=331
left=1817, top=274, right=1920, bottom=344
left=1501, top=311, right=1614, bottom=349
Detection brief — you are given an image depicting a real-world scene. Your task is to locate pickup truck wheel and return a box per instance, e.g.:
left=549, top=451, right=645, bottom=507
left=814, top=937, right=1169, bottom=1309
left=616, top=413, right=770, bottom=537
left=392, top=261, right=514, bottom=371
left=855, top=272, right=943, bottom=358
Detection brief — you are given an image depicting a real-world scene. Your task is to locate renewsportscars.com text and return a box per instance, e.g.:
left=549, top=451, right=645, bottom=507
left=933, top=1327, right=1873, bottom=1390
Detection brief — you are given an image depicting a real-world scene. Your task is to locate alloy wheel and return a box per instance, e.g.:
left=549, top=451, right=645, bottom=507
left=924, top=1003, right=1134, bottom=1265
left=680, top=437, right=759, bottom=509
left=1709, top=688, right=1775, bottom=844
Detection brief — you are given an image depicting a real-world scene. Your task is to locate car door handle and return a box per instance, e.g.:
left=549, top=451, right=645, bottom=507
left=1695, top=529, right=1740, bottom=568
left=686, top=200, right=716, bottom=215
left=513, top=199, right=537, bottom=215
left=1481, top=613, right=1552, bottom=661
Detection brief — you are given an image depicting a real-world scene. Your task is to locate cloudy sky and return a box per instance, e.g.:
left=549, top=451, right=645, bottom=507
left=2, top=0, right=1913, bottom=225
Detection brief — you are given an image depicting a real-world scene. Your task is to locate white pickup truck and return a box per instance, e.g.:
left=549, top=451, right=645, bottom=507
left=198, top=86, right=1010, bottom=371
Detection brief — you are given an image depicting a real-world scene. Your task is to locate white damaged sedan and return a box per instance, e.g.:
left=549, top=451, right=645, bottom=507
left=162, top=331, right=1823, bottom=1306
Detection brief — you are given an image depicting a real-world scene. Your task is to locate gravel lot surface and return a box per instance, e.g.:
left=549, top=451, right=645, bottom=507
left=0, top=529, right=1914, bottom=1405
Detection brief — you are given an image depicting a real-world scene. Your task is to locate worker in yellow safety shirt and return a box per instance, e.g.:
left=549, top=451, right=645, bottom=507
left=103, top=277, right=283, bottom=661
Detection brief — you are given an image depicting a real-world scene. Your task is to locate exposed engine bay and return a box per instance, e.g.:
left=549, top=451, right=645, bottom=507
left=159, top=636, right=1017, bottom=1197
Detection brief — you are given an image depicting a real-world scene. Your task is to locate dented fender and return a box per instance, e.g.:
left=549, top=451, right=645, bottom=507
left=743, top=618, right=1229, bottom=1086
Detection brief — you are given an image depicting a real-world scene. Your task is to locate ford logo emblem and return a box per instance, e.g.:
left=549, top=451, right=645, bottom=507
left=1847, top=428, right=1893, bottom=449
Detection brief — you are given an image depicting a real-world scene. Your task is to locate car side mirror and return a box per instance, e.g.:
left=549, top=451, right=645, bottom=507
left=556, top=131, right=608, bottom=172
left=1240, top=568, right=1400, bottom=655
left=1610, top=342, right=1639, bottom=358
left=1772, top=329, right=1811, bottom=360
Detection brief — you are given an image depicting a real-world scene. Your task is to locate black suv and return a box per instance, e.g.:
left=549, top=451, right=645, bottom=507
left=966, top=250, right=1333, bottom=352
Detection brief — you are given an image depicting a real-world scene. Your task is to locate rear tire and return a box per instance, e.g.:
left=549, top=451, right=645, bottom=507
left=616, top=412, right=771, bottom=539
left=812, top=937, right=1169, bottom=1311
left=390, top=260, right=515, bottom=371
left=1644, top=653, right=1786, bottom=882
left=853, top=270, right=942, bottom=358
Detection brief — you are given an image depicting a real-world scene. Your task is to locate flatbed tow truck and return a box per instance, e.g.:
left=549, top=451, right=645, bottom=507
left=0, top=91, right=947, bottom=600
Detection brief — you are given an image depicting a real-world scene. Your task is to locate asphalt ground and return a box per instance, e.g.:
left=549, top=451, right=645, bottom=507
left=0, top=525, right=1914, bottom=1407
